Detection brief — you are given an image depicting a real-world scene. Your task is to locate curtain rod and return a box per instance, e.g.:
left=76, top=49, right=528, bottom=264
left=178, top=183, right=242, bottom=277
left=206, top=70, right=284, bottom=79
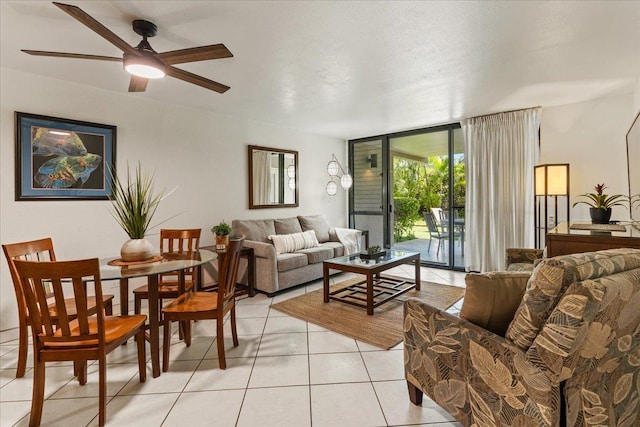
left=467, top=105, right=542, bottom=120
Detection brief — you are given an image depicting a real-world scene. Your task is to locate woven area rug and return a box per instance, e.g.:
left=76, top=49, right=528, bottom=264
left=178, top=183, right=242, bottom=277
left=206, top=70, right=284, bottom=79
left=270, top=276, right=465, bottom=350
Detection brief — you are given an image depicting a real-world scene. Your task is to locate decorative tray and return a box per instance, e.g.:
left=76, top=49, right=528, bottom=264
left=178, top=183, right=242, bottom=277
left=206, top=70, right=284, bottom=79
left=359, top=250, right=386, bottom=261
left=107, top=255, right=163, bottom=266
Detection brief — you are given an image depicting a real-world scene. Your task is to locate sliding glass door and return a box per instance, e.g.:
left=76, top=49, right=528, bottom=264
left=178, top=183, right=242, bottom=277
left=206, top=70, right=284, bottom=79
left=349, top=124, right=465, bottom=270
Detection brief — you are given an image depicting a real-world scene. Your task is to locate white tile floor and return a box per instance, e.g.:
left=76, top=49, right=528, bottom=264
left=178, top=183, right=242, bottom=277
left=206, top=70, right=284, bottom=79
left=0, top=265, right=466, bottom=427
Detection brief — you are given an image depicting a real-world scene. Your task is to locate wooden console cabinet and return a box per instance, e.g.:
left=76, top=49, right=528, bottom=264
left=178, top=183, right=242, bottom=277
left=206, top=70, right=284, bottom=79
left=546, top=222, right=640, bottom=257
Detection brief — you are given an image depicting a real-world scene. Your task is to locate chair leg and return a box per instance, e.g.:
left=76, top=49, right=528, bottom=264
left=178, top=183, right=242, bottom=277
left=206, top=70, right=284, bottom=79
left=216, top=318, right=226, bottom=370
left=162, top=318, right=171, bottom=372
left=183, top=319, right=191, bottom=347
left=231, top=307, right=239, bottom=348
left=16, top=321, right=28, bottom=378
left=105, top=299, right=113, bottom=316
left=407, top=381, right=423, bottom=405
left=427, top=238, right=432, bottom=253
left=76, top=361, right=87, bottom=385
left=30, top=359, right=46, bottom=427
left=134, top=293, right=142, bottom=315
left=136, top=327, right=146, bottom=383
left=98, top=354, right=106, bottom=426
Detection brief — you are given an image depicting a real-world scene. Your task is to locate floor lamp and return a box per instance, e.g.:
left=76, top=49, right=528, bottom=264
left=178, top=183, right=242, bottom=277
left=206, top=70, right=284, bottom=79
left=534, top=164, right=570, bottom=249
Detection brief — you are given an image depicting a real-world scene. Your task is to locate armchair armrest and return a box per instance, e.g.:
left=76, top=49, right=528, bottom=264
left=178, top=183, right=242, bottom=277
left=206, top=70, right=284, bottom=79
left=404, top=298, right=558, bottom=426
left=505, top=248, right=544, bottom=267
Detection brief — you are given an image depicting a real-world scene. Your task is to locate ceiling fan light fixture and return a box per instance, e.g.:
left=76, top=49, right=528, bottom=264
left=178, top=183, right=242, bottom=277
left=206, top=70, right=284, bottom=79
left=123, top=52, right=166, bottom=79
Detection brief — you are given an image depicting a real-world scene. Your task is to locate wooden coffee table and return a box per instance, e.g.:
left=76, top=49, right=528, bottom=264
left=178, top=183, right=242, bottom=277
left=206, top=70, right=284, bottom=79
left=323, top=250, right=420, bottom=315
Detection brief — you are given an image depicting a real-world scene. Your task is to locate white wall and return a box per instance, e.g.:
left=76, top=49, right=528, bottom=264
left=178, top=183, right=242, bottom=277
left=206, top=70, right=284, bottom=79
left=0, top=67, right=347, bottom=330
left=540, top=92, right=637, bottom=222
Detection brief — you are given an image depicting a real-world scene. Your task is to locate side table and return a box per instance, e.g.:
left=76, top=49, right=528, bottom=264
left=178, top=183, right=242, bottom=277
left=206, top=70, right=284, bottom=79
left=200, top=245, right=256, bottom=297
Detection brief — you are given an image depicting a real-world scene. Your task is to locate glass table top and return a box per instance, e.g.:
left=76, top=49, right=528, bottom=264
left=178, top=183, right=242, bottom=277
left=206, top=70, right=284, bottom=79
left=99, top=249, right=217, bottom=281
left=326, top=249, right=419, bottom=269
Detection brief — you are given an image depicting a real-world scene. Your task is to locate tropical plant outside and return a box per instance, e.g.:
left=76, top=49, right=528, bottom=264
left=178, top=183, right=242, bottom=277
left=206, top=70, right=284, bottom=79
left=393, top=154, right=465, bottom=242
left=108, top=162, right=165, bottom=239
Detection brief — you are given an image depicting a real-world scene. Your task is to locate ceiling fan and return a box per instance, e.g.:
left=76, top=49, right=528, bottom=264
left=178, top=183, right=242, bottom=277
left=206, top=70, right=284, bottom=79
left=22, top=2, right=233, bottom=93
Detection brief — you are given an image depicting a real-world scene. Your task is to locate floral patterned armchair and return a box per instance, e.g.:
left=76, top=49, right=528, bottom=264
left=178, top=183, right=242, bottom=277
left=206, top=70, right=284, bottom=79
left=404, top=248, right=640, bottom=426
left=505, top=247, right=544, bottom=272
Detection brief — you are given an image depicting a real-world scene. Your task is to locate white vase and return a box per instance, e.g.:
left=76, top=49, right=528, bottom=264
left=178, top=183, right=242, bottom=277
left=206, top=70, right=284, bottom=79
left=120, top=238, right=154, bottom=262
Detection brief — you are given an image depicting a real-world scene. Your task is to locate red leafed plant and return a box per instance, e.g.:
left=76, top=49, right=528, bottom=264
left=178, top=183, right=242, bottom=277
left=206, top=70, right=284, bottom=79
left=572, top=183, right=628, bottom=209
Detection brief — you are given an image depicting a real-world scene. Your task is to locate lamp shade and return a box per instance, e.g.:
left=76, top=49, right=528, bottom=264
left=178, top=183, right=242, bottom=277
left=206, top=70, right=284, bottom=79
left=535, top=164, right=569, bottom=196
left=326, top=181, right=338, bottom=196
left=287, top=165, right=295, bottom=178
left=123, top=52, right=166, bottom=79
left=288, top=178, right=296, bottom=190
left=340, top=173, right=353, bottom=189
left=327, top=160, right=340, bottom=176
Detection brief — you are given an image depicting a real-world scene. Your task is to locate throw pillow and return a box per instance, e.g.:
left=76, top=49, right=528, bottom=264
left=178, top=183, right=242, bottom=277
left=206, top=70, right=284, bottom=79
left=268, top=230, right=319, bottom=254
left=297, top=215, right=331, bottom=242
left=460, top=271, right=531, bottom=337
left=274, top=217, right=303, bottom=235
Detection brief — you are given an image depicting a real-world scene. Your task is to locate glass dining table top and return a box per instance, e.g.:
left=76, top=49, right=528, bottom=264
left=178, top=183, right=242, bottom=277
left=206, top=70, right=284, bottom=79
left=99, top=249, right=217, bottom=281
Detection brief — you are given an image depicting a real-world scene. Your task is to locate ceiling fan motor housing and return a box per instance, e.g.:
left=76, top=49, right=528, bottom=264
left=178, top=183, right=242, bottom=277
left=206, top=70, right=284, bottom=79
left=132, top=20, right=157, bottom=38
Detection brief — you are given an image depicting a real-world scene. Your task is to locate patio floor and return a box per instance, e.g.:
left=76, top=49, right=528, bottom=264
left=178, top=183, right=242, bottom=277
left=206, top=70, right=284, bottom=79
left=392, top=238, right=465, bottom=269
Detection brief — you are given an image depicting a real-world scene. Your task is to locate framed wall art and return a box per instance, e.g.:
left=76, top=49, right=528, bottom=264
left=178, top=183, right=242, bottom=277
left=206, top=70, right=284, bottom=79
left=15, top=112, right=116, bottom=201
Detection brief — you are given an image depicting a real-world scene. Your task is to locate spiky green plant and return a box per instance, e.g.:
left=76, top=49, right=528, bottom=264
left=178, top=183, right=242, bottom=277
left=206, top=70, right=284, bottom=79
left=108, top=162, right=164, bottom=239
left=572, top=183, right=629, bottom=209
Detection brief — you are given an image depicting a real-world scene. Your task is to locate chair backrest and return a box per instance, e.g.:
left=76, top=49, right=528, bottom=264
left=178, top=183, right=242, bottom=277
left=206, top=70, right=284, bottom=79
left=423, top=212, right=441, bottom=236
left=217, top=238, right=244, bottom=307
left=2, top=238, right=57, bottom=319
left=13, top=258, right=106, bottom=346
left=430, top=208, right=443, bottom=223
left=160, top=229, right=201, bottom=253
left=159, top=229, right=201, bottom=285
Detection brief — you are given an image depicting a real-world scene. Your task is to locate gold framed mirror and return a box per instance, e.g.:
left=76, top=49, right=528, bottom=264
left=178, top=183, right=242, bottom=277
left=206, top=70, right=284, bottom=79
left=248, top=145, right=298, bottom=209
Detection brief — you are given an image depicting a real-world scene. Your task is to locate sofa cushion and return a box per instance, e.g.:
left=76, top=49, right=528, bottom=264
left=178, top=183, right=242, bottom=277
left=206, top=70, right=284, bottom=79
left=274, top=217, right=303, bottom=235
left=298, top=215, right=331, bottom=243
left=297, top=246, right=334, bottom=264
left=232, top=219, right=276, bottom=243
left=506, top=248, right=640, bottom=351
left=269, top=230, right=319, bottom=254
left=276, top=252, right=308, bottom=272
left=320, top=241, right=344, bottom=258
left=460, top=271, right=531, bottom=337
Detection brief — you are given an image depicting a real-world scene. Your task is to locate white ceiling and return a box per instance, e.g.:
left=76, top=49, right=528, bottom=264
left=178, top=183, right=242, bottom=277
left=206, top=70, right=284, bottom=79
left=1, top=1, right=639, bottom=139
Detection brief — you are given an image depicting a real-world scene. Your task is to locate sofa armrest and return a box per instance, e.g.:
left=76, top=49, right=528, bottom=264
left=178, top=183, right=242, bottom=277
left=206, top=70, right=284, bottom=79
left=505, top=248, right=544, bottom=267
left=242, top=240, right=276, bottom=259
left=404, top=298, right=558, bottom=426
left=328, top=228, right=369, bottom=249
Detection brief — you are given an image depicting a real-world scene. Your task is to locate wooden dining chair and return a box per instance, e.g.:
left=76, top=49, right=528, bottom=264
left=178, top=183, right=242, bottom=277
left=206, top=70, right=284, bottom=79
left=133, top=228, right=201, bottom=317
left=2, top=238, right=114, bottom=379
left=162, top=238, right=243, bottom=371
left=13, top=257, right=147, bottom=427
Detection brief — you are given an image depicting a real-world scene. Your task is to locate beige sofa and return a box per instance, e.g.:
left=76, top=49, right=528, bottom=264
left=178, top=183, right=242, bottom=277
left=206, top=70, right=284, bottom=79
left=232, top=215, right=364, bottom=295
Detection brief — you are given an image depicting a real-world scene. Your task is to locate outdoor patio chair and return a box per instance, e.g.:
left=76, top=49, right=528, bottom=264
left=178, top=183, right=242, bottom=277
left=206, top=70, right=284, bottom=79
left=424, top=211, right=459, bottom=255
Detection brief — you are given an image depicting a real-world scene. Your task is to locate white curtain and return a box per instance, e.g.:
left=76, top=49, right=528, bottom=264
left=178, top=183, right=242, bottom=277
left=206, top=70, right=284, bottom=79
left=253, top=150, right=271, bottom=204
left=462, top=108, right=540, bottom=272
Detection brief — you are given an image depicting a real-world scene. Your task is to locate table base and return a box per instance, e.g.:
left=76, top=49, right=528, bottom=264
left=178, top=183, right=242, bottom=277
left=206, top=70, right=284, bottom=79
left=328, top=276, right=416, bottom=311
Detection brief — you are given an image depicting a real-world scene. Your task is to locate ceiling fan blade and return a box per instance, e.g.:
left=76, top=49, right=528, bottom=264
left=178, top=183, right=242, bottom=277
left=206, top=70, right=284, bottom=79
left=53, top=2, right=137, bottom=55
left=166, top=66, right=230, bottom=93
left=128, top=75, right=149, bottom=92
left=157, top=44, right=233, bottom=65
left=21, top=49, right=122, bottom=62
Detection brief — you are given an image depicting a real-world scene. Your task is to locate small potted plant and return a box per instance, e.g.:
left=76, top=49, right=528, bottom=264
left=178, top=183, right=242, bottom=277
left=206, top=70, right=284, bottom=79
left=360, top=245, right=386, bottom=261
left=572, top=183, right=629, bottom=224
left=211, top=220, right=232, bottom=249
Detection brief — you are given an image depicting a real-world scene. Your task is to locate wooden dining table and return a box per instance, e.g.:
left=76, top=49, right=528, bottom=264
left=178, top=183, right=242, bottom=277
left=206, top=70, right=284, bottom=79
left=99, top=249, right=216, bottom=377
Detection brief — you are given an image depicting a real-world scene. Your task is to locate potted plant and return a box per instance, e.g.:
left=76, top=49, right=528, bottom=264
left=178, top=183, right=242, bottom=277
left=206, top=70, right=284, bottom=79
left=360, top=244, right=386, bottom=261
left=211, top=220, right=232, bottom=249
left=572, top=183, right=629, bottom=224
left=109, top=162, right=165, bottom=262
